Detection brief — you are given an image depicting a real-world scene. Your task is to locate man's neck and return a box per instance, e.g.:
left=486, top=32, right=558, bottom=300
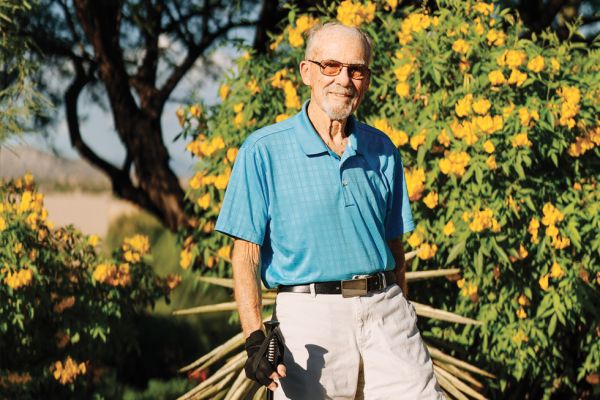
left=307, top=100, right=348, bottom=143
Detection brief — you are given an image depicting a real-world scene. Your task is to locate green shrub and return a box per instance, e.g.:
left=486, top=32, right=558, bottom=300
left=0, top=175, right=177, bottom=399
left=177, top=0, right=600, bottom=397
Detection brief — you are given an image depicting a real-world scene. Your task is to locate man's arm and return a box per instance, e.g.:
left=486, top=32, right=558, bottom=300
left=232, top=238, right=263, bottom=336
left=387, top=237, right=408, bottom=298
left=231, top=238, right=286, bottom=390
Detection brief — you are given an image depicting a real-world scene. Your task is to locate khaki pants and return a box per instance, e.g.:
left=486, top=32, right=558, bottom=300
left=273, top=284, right=445, bottom=400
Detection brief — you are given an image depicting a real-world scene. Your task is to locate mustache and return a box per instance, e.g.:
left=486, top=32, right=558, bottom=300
left=325, top=85, right=356, bottom=97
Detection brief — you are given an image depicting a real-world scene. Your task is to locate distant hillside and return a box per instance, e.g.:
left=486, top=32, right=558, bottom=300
left=1, top=146, right=111, bottom=192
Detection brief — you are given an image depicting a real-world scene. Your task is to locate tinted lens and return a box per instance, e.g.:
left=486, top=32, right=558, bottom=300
left=349, top=66, right=369, bottom=79
left=321, top=60, right=343, bottom=75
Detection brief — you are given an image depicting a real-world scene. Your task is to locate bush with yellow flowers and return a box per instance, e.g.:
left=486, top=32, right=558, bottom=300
left=177, top=0, right=599, bottom=397
left=0, top=175, right=177, bottom=398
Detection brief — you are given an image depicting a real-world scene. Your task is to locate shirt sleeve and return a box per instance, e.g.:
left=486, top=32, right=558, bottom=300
left=385, top=150, right=415, bottom=240
left=215, top=142, right=269, bottom=245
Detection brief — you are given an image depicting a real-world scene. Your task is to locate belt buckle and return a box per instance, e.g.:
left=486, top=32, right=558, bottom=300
left=341, top=275, right=369, bottom=298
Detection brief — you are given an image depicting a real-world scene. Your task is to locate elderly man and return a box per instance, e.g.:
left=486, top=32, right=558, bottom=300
left=215, top=22, right=444, bottom=399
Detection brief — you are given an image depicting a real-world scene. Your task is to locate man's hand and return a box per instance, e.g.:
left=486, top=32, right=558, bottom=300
left=244, top=330, right=287, bottom=391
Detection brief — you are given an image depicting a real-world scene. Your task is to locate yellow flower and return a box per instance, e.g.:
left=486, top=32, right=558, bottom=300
left=18, top=191, right=33, bottom=213
left=88, top=234, right=100, bottom=247
left=516, top=307, right=527, bottom=319
left=557, top=86, right=581, bottom=128
left=488, top=70, right=506, bottom=85
left=486, top=29, right=506, bottom=46
left=545, top=224, right=559, bottom=238
left=541, top=203, right=564, bottom=226
left=180, top=248, right=193, bottom=270
left=423, top=191, right=438, bottom=209
left=373, top=119, right=408, bottom=147
left=337, top=0, right=376, bottom=27
left=551, top=235, right=570, bottom=250
left=550, top=261, right=565, bottom=279
left=418, top=243, right=438, bottom=260
left=92, top=263, right=130, bottom=287
left=233, top=103, right=244, bottom=113
left=219, top=84, right=230, bottom=101
left=283, top=81, right=301, bottom=110
left=52, top=357, right=86, bottom=385
left=472, top=98, right=491, bottom=115
left=0, top=217, right=6, bottom=231
left=407, top=231, right=422, bottom=248
left=517, top=294, right=529, bottom=306
left=518, top=244, right=528, bottom=259
left=539, top=274, right=549, bottom=291
left=443, top=221, right=455, bottom=236
left=482, top=140, right=495, bottom=153
left=405, top=167, right=426, bottom=201
left=455, top=94, right=473, bottom=117
left=189, top=172, right=204, bottom=189
left=474, top=2, right=494, bottom=15
left=437, top=129, right=451, bottom=147
left=466, top=208, right=500, bottom=233
left=3, top=268, right=34, bottom=290
left=122, top=234, right=150, bottom=256
left=246, top=80, right=260, bottom=95
left=508, top=69, right=528, bottom=86
left=410, top=130, right=426, bottom=150
left=226, top=147, right=238, bottom=162
left=275, top=114, right=290, bottom=123
left=190, top=104, right=202, bottom=117
left=217, top=245, right=232, bottom=260
left=271, top=69, right=287, bottom=89
left=512, top=329, right=529, bottom=345
left=518, top=107, right=539, bottom=127
left=394, top=63, right=413, bottom=82
left=234, top=112, right=244, bottom=127
left=459, top=281, right=478, bottom=297
left=197, top=193, right=211, bottom=210
left=165, top=274, right=182, bottom=291
left=439, top=151, right=471, bottom=177
left=511, top=132, right=532, bottom=148
left=214, top=168, right=231, bottom=190
left=384, top=0, right=398, bottom=10
left=505, top=50, right=527, bottom=68
left=395, top=82, right=410, bottom=98
left=550, top=58, right=560, bottom=73
left=176, top=108, right=185, bottom=127
left=527, top=56, right=545, bottom=73
left=528, top=217, right=540, bottom=244
left=452, top=39, right=470, bottom=54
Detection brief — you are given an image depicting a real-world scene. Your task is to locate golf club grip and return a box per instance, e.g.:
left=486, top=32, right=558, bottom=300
left=264, top=321, right=279, bottom=400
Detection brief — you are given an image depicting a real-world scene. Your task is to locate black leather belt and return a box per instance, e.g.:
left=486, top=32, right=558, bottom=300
left=277, top=271, right=396, bottom=298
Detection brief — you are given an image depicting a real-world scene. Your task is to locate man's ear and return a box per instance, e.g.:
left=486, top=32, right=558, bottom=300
left=299, top=60, right=311, bottom=86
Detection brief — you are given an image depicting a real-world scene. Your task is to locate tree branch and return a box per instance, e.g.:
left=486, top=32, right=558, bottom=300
left=157, top=19, right=255, bottom=106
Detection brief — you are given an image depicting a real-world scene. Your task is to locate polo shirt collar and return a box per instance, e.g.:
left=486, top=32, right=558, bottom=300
left=295, top=100, right=365, bottom=156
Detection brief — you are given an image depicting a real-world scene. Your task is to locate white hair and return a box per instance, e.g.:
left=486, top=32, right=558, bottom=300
left=304, top=22, right=373, bottom=64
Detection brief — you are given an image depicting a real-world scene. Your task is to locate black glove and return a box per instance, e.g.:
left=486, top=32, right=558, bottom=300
left=244, top=329, right=285, bottom=387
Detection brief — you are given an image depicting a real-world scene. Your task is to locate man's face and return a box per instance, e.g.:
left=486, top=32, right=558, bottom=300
left=300, top=29, right=370, bottom=121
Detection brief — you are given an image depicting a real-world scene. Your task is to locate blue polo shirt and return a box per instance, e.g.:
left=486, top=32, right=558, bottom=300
left=215, top=101, right=415, bottom=288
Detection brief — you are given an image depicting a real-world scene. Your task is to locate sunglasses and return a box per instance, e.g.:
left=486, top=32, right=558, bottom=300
left=307, top=59, right=370, bottom=80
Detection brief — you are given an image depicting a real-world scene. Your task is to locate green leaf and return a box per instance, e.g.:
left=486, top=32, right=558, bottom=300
left=548, top=314, right=557, bottom=336
left=446, top=239, right=466, bottom=265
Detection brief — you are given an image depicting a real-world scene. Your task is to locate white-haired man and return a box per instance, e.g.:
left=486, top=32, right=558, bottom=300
left=216, top=22, right=444, bottom=399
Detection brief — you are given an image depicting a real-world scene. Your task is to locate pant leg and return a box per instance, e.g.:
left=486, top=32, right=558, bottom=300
left=273, top=292, right=362, bottom=400
left=357, top=284, right=445, bottom=399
